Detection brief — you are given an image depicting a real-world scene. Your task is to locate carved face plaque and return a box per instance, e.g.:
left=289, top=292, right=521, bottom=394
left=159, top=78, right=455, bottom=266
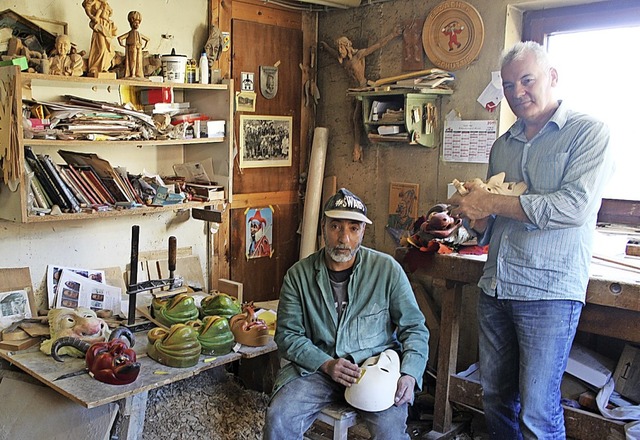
left=422, top=0, right=485, bottom=71
left=260, top=66, right=278, bottom=99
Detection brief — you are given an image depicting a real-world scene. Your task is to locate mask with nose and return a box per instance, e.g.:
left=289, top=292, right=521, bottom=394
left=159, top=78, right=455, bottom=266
left=344, top=349, right=401, bottom=412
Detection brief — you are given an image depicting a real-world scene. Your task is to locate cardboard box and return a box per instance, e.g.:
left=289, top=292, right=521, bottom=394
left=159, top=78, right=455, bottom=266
left=185, top=183, right=224, bottom=201
left=613, top=344, right=640, bottom=403
left=205, top=120, right=225, bottom=138
left=565, top=343, right=616, bottom=389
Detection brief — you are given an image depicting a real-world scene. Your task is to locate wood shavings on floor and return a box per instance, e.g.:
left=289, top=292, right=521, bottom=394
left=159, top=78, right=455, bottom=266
left=143, top=367, right=270, bottom=440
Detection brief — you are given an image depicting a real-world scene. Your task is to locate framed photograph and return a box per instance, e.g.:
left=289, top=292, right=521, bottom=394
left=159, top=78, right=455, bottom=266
left=239, top=115, right=292, bottom=168
left=236, top=91, right=256, bottom=112
left=0, top=289, right=33, bottom=330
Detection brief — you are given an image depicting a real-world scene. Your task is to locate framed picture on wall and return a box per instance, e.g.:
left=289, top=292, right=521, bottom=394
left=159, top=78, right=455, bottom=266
left=239, top=115, right=292, bottom=168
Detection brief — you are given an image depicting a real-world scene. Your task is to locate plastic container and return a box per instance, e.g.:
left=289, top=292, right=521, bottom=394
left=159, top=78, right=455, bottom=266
left=161, top=49, right=187, bottom=83
left=199, top=53, right=209, bottom=84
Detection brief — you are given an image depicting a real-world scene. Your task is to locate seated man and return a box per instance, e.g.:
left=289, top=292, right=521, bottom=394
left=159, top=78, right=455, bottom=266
left=263, top=188, right=429, bottom=440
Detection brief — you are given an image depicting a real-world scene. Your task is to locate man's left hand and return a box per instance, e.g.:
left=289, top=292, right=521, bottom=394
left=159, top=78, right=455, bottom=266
left=394, top=374, right=415, bottom=406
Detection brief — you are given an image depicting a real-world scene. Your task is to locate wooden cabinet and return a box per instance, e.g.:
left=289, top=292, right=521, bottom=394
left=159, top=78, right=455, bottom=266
left=351, top=89, right=452, bottom=147
left=0, top=66, right=233, bottom=223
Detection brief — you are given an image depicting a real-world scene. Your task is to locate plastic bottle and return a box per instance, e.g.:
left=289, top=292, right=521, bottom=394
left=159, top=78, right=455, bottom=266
left=199, top=53, right=209, bottom=84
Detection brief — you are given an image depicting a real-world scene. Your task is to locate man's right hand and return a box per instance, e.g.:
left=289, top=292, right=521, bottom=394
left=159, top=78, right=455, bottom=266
left=321, top=358, right=361, bottom=387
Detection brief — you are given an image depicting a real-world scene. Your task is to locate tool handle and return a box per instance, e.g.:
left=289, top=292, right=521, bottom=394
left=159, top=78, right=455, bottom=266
left=168, top=236, right=177, bottom=274
left=127, top=225, right=140, bottom=326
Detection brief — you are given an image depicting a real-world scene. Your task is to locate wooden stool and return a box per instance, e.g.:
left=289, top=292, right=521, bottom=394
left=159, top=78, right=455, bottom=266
left=307, top=403, right=359, bottom=440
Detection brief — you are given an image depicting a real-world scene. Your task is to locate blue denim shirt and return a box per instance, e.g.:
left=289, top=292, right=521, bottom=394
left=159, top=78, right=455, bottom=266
left=273, top=246, right=429, bottom=395
left=478, top=101, right=613, bottom=303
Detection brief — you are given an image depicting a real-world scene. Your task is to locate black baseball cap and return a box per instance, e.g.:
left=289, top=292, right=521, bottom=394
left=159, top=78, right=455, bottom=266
left=324, top=188, right=372, bottom=224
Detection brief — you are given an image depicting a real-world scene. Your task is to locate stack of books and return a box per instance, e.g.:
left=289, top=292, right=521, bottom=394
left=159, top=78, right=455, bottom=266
left=25, top=147, right=144, bottom=214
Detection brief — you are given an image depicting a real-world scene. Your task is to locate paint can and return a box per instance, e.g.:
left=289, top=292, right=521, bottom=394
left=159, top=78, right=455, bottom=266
left=161, top=48, right=187, bottom=83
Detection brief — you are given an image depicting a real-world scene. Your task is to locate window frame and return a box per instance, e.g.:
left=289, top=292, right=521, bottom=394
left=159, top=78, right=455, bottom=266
left=523, top=0, right=640, bottom=226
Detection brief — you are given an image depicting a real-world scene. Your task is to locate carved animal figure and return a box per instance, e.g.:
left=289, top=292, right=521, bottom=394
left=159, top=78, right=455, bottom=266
left=50, top=327, right=140, bottom=385
left=40, top=307, right=111, bottom=358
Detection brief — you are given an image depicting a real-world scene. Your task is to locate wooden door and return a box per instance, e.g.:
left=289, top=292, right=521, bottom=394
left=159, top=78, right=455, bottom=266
left=229, top=18, right=303, bottom=302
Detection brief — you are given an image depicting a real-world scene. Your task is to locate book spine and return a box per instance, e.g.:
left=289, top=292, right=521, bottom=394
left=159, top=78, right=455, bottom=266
left=54, top=161, right=89, bottom=207
left=30, top=177, right=49, bottom=209
left=65, top=165, right=100, bottom=206
left=39, top=154, right=81, bottom=213
left=24, top=160, right=50, bottom=209
left=24, top=147, right=69, bottom=211
left=82, top=168, right=116, bottom=205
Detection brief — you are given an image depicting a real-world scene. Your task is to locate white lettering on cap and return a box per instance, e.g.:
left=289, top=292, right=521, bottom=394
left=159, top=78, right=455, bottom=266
left=335, top=195, right=365, bottom=212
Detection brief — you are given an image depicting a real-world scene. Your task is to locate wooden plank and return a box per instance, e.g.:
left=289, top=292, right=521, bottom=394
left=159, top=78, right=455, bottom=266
left=433, top=283, right=462, bottom=433
left=117, top=391, right=148, bottom=440
left=230, top=190, right=298, bottom=209
left=138, top=246, right=193, bottom=261
left=410, top=280, right=440, bottom=372
left=0, top=267, right=37, bottom=317
left=448, top=375, right=626, bottom=440
left=0, top=339, right=243, bottom=408
left=0, top=337, right=41, bottom=351
left=586, top=277, right=640, bottom=312
left=578, top=303, right=640, bottom=343
left=218, top=278, right=243, bottom=302
left=0, top=377, right=117, bottom=440
left=231, top=0, right=302, bottom=29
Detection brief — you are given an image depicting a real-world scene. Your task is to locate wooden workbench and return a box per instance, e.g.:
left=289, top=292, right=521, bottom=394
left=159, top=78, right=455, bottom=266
left=399, top=249, right=640, bottom=440
left=0, top=333, right=277, bottom=439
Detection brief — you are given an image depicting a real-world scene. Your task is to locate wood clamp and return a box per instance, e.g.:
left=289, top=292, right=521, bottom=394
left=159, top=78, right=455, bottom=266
left=126, top=226, right=183, bottom=326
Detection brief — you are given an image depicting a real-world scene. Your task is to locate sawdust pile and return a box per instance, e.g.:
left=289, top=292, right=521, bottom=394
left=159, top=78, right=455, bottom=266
left=143, top=367, right=270, bottom=440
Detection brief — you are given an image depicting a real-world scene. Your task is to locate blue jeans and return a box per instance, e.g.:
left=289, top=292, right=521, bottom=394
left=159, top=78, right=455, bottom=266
left=263, top=371, right=410, bottom=440
left=478, top=293, right=582, bottom=440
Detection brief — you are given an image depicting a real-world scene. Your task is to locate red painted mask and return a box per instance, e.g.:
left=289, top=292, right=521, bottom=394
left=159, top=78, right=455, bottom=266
left=85, top=339, right=140, bottom=385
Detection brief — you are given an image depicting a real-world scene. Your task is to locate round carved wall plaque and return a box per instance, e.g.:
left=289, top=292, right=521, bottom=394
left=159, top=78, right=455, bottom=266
left=422, top=0, right=485, bottom=71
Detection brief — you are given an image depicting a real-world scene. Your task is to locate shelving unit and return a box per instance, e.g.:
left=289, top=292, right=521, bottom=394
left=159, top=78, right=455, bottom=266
left=350, top=88, right=452, bottom=147
left=0, top=66, right=234, bottom=223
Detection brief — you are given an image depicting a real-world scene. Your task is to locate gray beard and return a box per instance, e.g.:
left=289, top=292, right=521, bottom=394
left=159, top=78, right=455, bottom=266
left=326, top=244, right=359, bottom=263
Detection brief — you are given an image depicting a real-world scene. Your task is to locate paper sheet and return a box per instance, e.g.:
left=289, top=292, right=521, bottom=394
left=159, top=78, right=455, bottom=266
left=443, top=120, right=497, bottom=163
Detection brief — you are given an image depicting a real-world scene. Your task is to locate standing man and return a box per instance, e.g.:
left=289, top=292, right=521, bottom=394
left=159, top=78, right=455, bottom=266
left=264, top=188, right=429, bottom=440
left=449, top=41, right=613, bottom=439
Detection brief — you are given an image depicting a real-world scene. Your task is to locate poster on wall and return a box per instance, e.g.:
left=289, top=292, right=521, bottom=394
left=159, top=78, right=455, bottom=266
left=246, top=207, right=274, bottom=259
left=386, top=183, right=419, bottom=246
left=239, top=115, right=292, bottom=168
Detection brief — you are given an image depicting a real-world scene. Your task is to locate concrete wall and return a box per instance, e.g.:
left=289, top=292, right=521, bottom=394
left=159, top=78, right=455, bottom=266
left=316, top=0, right=598, bottom=254
left=0, top=0, right=210, bottom=309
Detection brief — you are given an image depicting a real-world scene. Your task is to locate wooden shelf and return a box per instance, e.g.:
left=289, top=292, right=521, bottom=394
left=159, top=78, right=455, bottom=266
left=24, top=137, right=225, bottom=148
left=0, top=65, right=234, bottom=223
left=19, top=200, right=225, bottom=223
left=349, top=89, right=452, bottom=148
left=22, top=72, right=229, bottom=91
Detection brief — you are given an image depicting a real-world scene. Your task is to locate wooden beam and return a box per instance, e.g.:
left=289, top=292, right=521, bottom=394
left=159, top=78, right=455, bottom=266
left=230, top=190, right=298, bottom=209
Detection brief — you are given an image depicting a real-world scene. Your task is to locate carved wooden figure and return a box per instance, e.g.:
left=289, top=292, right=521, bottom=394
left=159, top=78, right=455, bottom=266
left=49, top=34, right=83, bottom=76
left=320, top=26, right=403, bottom=162
left=82, top=0, right=118, bottom=77
left=118, top=11, right=150, bottom=79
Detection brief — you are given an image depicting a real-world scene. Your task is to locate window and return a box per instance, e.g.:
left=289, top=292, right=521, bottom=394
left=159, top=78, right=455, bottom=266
left=524, top=0, right=640, bottom=225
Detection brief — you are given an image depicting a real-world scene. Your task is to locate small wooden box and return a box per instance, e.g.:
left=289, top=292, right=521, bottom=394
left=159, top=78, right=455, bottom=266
left=625, top=239, right=640, bottom=257
left=613, top=344, right=640, bottom=403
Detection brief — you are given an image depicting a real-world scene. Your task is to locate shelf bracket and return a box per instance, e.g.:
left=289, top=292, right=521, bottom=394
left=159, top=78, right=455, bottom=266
left=191, top=207, right=223, bottom=223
